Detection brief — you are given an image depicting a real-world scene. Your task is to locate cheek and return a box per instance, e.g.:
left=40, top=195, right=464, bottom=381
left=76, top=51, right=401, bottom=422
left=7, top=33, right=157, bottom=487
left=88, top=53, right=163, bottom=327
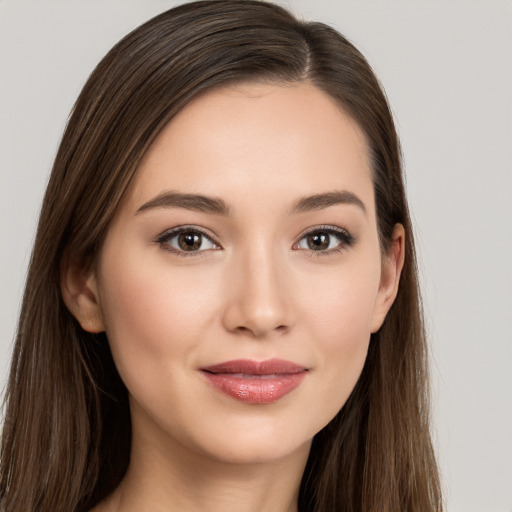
left=97, top=251, right=221, bottom=379
left=297, top=255, right=380, bottom=413
left=301, top=256, right=380, bottom=349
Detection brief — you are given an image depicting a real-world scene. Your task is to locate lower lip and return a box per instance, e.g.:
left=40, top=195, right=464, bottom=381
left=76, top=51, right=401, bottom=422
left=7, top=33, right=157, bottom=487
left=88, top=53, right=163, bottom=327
left=202, top=371, right=307, bottom=404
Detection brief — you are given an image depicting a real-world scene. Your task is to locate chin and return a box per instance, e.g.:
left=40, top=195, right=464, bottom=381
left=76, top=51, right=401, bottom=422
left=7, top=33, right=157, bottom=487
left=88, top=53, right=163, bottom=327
left=196, top=433, right=312, bottom=466
left=174, top=411, right=319, bottom=467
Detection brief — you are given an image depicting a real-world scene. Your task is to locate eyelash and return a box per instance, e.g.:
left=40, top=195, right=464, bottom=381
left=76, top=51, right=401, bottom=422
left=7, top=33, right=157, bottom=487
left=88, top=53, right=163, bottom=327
left=294, top=225, right=355, bottom=257
left=155, top=224, right=355, bottom=258
left=155, top=225, right=219, bottom=258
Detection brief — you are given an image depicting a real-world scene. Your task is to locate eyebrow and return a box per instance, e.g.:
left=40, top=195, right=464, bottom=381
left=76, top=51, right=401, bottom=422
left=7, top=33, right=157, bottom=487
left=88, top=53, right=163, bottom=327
left=136, top=192, right=232, bottom=215
left=136, top=190, right=366, bottom=216
left=289, top=190, right=367, bottom=216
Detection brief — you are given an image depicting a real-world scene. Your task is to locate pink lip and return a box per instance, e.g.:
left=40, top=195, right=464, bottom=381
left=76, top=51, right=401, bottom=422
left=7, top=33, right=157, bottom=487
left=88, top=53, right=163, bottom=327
left=200, top=359, right=308, bottom=404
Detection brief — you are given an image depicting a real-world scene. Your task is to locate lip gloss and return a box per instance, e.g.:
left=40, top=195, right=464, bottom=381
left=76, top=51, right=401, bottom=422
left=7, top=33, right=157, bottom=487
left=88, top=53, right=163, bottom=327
left=200, top=359, right=308, bottom=404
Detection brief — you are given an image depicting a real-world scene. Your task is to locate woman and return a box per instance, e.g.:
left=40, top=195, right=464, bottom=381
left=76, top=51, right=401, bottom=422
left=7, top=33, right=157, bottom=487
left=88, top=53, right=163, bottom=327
left=0, top=1, right=442, bottom=511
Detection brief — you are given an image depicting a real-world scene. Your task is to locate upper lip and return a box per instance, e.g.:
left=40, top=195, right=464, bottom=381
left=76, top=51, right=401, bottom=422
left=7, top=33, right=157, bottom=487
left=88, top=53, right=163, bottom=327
left=200, top=358, right=307, bottom=375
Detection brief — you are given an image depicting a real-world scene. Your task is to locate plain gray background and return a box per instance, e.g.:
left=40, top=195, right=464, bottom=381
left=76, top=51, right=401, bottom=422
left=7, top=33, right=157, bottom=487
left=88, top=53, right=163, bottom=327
left=1, top=1, right=511, bottom=510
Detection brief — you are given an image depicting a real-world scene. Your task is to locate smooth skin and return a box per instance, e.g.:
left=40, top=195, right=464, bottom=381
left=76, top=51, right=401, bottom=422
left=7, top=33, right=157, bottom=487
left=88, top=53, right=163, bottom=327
left=63, top=81, right=404, bottom=512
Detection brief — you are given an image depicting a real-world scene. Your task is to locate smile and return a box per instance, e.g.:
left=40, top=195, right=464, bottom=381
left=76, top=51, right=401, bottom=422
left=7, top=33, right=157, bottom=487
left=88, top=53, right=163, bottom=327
left=200, top=359, right=308, bottom=404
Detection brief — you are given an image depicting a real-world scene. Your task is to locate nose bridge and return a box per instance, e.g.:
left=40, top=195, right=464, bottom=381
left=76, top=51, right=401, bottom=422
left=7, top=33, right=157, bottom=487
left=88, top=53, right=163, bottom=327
left=222, top=236, right=292, bottom=337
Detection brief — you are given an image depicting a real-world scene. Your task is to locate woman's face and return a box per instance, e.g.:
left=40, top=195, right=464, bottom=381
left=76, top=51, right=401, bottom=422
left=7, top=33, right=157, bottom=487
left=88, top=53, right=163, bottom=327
left=74, top=82, right=402, bottom=465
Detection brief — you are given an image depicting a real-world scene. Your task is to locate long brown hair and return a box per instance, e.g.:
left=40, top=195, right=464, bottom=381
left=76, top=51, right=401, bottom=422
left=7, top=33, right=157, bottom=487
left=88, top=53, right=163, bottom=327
left=0, top=1, right=442, bottom=510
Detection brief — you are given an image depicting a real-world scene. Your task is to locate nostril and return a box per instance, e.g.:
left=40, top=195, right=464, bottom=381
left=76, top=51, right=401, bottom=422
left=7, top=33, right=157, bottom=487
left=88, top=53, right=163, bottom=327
left=232, top=323, right=289, bottom=338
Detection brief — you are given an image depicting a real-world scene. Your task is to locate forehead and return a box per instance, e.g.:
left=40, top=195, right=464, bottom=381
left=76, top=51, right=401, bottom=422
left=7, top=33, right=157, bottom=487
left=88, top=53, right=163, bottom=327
left=127, top=81, right=374, bottom=215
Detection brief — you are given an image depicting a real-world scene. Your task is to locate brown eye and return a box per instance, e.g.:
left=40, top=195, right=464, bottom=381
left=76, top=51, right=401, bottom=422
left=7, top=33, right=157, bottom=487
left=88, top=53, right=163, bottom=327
left=295, top=227, right=355, bottom=254
left=178, top=232, right=203, bottom=251
left=158, top=227, right=219, bottom=255
left=306, top=232, right=330, bottom=251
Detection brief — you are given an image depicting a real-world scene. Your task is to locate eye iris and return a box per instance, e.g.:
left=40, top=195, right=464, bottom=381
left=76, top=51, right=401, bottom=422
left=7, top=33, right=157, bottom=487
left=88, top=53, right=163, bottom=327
left=178, top=232, right=202, bottom=251
left=308, top=232, right=330, bottom=250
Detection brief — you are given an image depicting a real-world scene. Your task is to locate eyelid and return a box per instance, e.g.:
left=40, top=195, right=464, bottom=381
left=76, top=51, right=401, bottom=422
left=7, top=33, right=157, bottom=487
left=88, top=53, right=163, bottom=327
left=155, top=225, right=222, bottom=256
left=293, top=224, right=355, bottom=254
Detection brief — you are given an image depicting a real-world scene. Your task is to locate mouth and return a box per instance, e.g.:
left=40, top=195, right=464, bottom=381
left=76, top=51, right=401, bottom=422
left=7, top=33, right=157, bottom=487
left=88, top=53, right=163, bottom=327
left=200, top=359, right=308, bottom=404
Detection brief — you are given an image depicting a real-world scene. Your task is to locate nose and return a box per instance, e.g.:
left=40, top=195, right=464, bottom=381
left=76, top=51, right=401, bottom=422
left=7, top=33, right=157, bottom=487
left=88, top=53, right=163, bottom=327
left=221, top=244, right=294, bottom=339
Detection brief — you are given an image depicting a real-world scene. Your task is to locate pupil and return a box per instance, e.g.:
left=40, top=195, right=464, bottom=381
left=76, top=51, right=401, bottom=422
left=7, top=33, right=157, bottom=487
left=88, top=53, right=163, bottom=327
left=179, top=232, right=201, bottom=251
left=308, top=233, right=329, bottom=250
